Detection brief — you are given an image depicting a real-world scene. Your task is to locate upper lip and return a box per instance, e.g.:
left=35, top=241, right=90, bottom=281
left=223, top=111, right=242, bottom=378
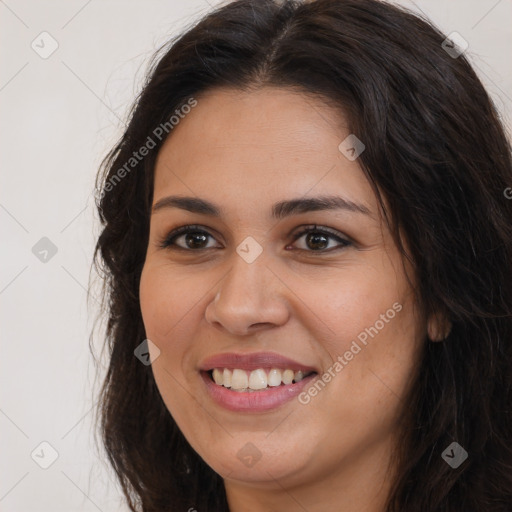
left=199, top=351, right=318, bottom=373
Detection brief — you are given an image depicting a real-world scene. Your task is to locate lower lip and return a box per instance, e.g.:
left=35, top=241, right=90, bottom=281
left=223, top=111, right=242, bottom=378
left=200, top=371, right=317, bottom=412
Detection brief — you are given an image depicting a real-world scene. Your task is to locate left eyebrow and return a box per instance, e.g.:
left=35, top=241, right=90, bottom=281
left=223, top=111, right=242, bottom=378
left=151, top=194, right=372, bottom=219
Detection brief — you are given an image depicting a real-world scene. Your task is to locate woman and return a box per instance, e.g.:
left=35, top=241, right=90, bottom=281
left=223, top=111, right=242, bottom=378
left=92, top=0, right=512, bottom=510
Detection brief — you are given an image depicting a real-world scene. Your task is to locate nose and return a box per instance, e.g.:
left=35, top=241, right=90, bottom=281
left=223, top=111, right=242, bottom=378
left=204, top=251, right=290, bottom=336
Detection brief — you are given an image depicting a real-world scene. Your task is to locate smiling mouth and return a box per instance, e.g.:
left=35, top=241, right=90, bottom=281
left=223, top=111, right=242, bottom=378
left=206, top=368, right=318, bottom=392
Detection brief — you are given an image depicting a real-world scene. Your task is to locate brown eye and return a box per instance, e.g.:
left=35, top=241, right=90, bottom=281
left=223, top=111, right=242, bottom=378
left=159, top=224, right=352, bottom=254
left=288, top=225, right=352, bottom=253
left=159, top=225, right=219, bottom=251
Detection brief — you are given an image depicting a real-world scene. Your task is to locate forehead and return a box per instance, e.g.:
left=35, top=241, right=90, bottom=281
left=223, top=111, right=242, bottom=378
left=152, top=86, right=375, bottom=216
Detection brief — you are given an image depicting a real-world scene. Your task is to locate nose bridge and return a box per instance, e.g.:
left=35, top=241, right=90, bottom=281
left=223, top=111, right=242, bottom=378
left=227, top=246, right=268, bottom=302
left=205, top=243, right=289, bottom=334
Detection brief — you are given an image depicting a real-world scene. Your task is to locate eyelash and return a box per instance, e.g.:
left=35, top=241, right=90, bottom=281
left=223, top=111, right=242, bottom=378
left=158, top=224, right=352, bottom=254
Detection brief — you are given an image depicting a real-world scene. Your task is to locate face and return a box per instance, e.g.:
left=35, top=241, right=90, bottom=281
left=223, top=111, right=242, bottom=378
left=139, top=86, right=427, bottom=497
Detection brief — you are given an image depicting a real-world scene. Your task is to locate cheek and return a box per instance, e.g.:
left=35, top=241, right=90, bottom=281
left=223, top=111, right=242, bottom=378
left=139, top=262, right=208, bottom=344
left=292, top=261, right=422, bottom=417
left=139, top=264, right=205, bottom=430
left=289, top=264, right=403, bottom=353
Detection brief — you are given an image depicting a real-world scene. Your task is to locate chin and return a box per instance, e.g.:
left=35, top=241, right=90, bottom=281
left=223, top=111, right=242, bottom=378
left=197, top=438, right=314, bottom=485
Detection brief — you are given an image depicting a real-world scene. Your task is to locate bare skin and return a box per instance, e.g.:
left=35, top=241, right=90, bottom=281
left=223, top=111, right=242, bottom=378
left=139, top=86, right=441, bottom=511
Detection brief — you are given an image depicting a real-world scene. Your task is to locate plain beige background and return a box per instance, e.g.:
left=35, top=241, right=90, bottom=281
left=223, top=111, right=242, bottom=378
left=1, top=0, right=511, bottom=510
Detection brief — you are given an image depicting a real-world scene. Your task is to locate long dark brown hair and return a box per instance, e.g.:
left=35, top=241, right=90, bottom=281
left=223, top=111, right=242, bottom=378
left=90, top=0, right=512, bottom=510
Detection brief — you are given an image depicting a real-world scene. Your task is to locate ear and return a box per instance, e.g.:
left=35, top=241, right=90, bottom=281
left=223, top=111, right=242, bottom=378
left=427, top=311, right=452, bottom=342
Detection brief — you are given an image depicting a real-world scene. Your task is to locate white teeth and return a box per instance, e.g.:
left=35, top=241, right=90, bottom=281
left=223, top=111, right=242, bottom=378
left=212, top=368, right=223, bottom=385
left=231, top=369, right=248, bottom=390
left=210, top=367, right=313, bottom=390
left=248, top=369, right=267, bottom=389
left=294, top=370, right=304, bottom=382
left=223, top=368, right=232, bottom=388
left=282, top=369, right=294, bottom=385
left=267, top=368, right=282, bottom=387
